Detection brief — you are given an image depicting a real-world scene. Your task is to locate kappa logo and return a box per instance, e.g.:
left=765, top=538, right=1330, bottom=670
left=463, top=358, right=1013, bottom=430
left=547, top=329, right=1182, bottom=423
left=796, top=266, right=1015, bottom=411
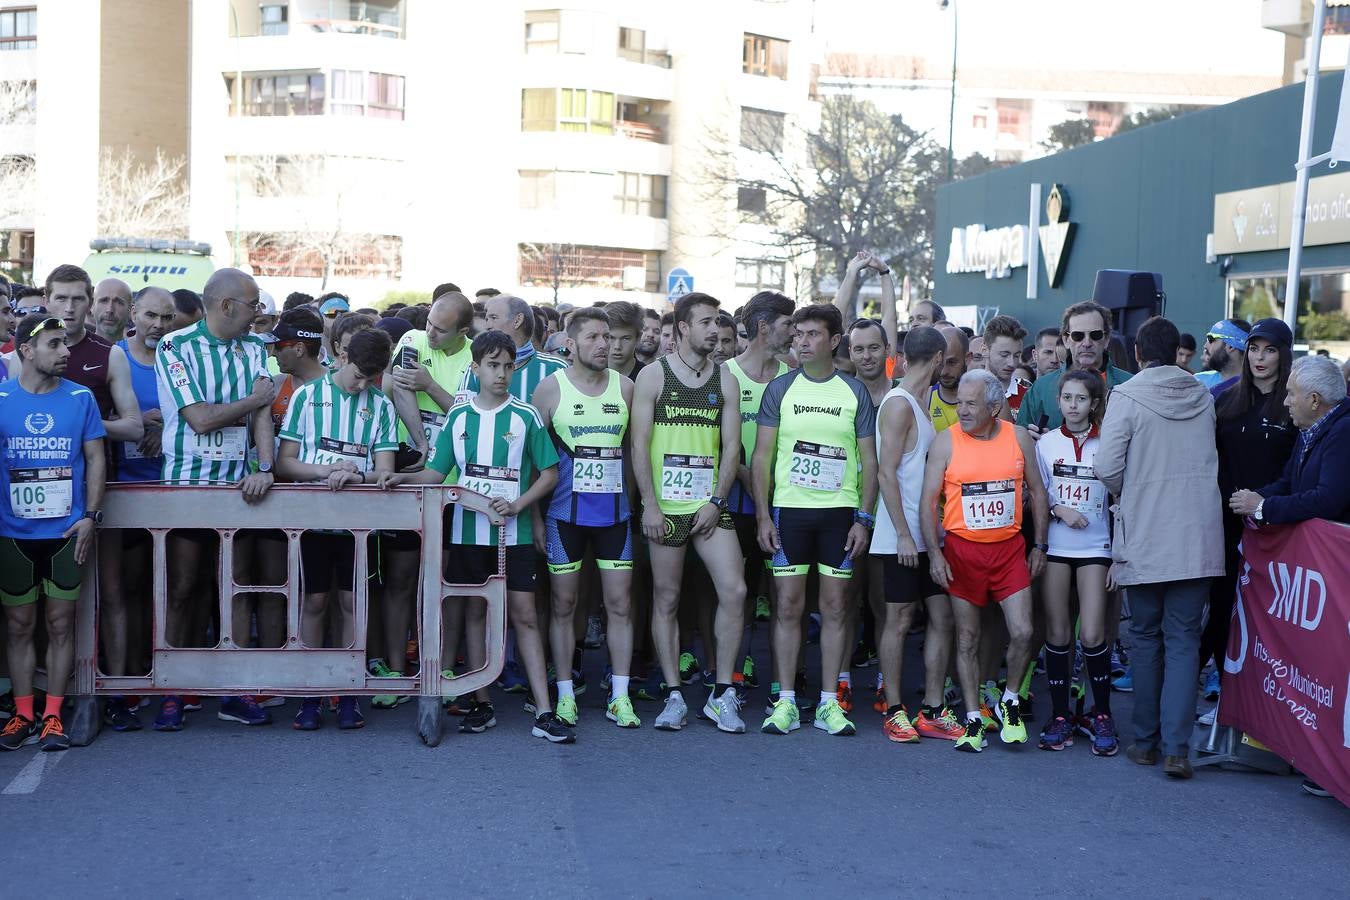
left=23, top=413, right=55, bottom=435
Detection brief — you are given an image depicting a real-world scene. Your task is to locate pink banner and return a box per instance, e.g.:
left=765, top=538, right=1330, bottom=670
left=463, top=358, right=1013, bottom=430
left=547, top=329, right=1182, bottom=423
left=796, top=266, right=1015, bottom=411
left=1221, top=520, right=1350, bottom=806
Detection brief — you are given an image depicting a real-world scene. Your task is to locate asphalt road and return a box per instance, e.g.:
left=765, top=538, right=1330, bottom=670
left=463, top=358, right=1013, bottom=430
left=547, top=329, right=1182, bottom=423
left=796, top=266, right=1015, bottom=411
left=2, top=632, right=1347, bottom=899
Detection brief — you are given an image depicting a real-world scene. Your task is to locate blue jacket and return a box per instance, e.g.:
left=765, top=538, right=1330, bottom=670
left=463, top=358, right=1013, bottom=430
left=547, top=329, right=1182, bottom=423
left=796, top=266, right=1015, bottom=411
left=1257, top=398, right=1350, bottom=525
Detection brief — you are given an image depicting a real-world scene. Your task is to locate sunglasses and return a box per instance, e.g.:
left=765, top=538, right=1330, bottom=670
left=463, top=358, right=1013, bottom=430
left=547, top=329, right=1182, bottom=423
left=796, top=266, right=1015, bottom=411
left=1205, top=333, right=1228, bottom=343
left=1065, top=329, right=1106, bottom=343
left=226, top=297, right=264, bottom=314
left=323, top=310, right=343, bottom=319
left=23, top=316, right=66, bottom=343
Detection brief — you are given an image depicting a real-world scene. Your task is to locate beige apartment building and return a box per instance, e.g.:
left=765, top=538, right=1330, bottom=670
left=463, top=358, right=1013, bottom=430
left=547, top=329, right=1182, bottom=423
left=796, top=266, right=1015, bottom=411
left=1, top=0, right=821, bottom=308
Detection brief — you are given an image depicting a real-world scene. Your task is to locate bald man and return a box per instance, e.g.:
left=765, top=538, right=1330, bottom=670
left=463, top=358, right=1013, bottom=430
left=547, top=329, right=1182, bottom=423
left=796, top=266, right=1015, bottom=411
left=152, top=268, right=279, bottom=731
left=92, top=278, right=133, bottom=343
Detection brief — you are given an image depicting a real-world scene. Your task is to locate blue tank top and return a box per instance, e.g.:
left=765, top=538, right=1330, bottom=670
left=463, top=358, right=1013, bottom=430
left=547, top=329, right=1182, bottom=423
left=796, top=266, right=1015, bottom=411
left=115, top=339, right=163, bottom=482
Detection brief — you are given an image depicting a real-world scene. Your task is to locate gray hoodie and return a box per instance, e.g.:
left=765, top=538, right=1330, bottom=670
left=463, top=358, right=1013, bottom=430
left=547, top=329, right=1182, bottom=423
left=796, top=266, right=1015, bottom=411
left=1094, top=365, right=1225, bottom=586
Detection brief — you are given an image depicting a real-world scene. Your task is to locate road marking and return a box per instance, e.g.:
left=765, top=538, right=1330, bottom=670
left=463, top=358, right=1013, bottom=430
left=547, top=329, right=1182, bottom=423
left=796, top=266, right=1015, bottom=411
left=3, top=750, right=67, bottom=795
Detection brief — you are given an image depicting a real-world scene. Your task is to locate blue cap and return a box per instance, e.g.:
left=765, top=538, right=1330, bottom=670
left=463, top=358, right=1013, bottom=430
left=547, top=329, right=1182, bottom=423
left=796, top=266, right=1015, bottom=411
left=1206, top=320, right=1249, bottom=352
left=319, top=297, right=350, bottom=316
left=1247, top=317, right=1293, bottom=350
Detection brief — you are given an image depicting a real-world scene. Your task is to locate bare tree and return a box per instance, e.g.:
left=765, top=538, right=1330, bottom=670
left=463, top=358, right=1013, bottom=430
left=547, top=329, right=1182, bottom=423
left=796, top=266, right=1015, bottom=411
left=97, top=146, right=190, bottom=239
left=0, top=79, right=35, bottom=126
left=0, top=155, right=35, bottom=226
left=518, top=242, right=613, bottom=304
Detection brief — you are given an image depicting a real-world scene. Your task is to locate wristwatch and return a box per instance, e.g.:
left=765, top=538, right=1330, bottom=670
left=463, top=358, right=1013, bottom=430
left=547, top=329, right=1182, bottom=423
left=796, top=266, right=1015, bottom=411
left=709, top=496, right=729, bottom=512
left=1254, top=499, right=1264, bottom=523
left=1033, top=542, right=1049, bottom=552
left=83, top=509, right=104, bottom=525
left=258, top=460, right=274, bottom=474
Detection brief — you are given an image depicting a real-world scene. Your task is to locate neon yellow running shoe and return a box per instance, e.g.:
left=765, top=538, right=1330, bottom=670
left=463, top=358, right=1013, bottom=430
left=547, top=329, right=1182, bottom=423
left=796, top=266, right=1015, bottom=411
left=370, top=661, right=409, bottom=709
left=955, top=717, right=988, bottom=752
left=760, top=698, right=801, bottom=734
left=754, top=596, right=771, bottom=622
left=556, top=694, right=578, bottom=727
left=678, top=651, right=700, bottom=685
left=998, top=696, right=1027, bottom=744
left=606, top=695, right=641, bottom=728
left=813, top=699, right=856, bottom=736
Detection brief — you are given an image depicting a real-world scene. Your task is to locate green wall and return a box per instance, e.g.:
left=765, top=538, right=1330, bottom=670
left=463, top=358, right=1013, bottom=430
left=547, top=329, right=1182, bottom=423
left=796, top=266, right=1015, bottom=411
left=935, top=72, right=1348, bottom=342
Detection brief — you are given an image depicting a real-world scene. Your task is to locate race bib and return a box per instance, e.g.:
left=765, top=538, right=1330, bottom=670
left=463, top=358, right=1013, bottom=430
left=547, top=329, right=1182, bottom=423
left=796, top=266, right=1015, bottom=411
left=661, top=453, right=714, bottom=502
left=461, top=463, right=520, bottom=502
left=191, top=425, right=247, bottom=461
left=122, top=440, right=145, bottom=461
left=787, top=440, right=847, bottom=492
left=1052, top=463, right=1105, bottom=516
left=420, top=410, right=446, bottom=448
left=960, top=479, right=1016, bottom=531
left=572, top=445, right=622, bottom=494
left=313, top=437, right=371, bottom=473
left=9, top=467, right=74, bottom=519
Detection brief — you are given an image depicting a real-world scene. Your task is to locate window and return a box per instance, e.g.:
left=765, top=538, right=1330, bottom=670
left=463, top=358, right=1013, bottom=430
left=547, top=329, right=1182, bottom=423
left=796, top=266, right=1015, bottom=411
left=518, top=170, right=556, bottom=209
left=1087, top=100, right=1121, bottom=139
left=519, top=244, right=658, bottom=292
left=323, top=70, right=404, bottom=118
left=737, top=186, right=767, bottom=217
left=260, top=4, right=288, bottom=36
left=615, top=172, right=666, bottom=218
left=522, top=88, right=613, bottom=134
left=330, top=69, right=364, bottom=116
left=742, top=33, right=787, bottom=79
left=618, top=26, right=644, bottom=62
left=367, top=72, right=404, bottom=119
left=740, top=108, right=784, bottom=152
left=996, top=100, right=1030, bottom=142
left=735, top=258, right=786, bottom=291
left=233, top=72, right=325, bottom=116
left=0, top=229, right=35, bottom=284
left=972, top=113, right=988, bottom=130
left=524, top=9, right=559, bottom=52
left=0, top=7, right=36, bottom=50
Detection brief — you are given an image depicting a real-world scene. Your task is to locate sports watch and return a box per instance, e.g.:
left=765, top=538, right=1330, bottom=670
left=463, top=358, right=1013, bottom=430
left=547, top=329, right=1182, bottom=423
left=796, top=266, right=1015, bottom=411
left=709, top=496, right=729, bottom=512
left=83, top=509, right=104, bottom=525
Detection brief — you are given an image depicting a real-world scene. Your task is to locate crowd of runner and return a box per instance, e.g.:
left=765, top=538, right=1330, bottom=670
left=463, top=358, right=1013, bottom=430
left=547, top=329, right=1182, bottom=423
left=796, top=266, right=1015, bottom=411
left=0, top=261, right=1345, bottom=793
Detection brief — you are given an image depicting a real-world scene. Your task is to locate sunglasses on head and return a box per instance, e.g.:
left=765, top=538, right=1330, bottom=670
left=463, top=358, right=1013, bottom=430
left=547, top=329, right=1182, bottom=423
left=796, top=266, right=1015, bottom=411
left=1066, top=329, right=1106, bottom=343
left=1205, top=333, right=1228, bottom=343
left=23, top=317, right=66, bottom=343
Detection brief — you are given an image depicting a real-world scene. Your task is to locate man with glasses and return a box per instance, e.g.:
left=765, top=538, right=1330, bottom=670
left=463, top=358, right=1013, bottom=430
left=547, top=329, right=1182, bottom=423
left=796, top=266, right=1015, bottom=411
left=1194, top=319, right=1251, bottom=392
left=152, top=268, right=278, bottom=731
left=1017, top=300, right=1132, bottom=434
left=0, top=314, right=106, bottom=752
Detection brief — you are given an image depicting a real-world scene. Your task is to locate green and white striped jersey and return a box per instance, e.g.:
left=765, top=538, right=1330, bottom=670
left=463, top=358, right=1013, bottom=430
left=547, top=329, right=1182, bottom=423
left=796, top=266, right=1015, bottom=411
left=428, top=396, right=559, bottom=547
left=460, top=345, right=567, bottom=404
left=155, top=319, right=271, bottom=485
left=279, top=372, right=399, bottom=474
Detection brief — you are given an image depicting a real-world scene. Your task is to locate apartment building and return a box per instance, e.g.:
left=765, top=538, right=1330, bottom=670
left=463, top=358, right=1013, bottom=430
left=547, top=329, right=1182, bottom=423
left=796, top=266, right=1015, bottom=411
left=1, top=0, right=820, bottom=307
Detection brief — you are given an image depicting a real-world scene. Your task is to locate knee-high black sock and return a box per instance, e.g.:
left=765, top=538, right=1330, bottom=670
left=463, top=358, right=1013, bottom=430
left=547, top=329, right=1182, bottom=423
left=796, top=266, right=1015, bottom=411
left=1083, top=642, right=1112, bottom=715
left=1044, top=642, right=1072, bottom=718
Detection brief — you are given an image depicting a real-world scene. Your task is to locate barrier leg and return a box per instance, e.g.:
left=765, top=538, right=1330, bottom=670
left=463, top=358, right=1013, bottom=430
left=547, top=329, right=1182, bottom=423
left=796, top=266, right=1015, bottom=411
left=418, top=695, right=443, bottom=746
left=69, top=540, right=103, bottom=747
left=68, top=696, right=100, bottom=747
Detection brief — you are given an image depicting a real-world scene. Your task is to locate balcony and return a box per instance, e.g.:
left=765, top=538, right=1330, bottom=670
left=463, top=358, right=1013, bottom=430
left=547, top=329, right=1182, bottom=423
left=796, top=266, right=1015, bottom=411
left=230, top=0, right=405, bottom=39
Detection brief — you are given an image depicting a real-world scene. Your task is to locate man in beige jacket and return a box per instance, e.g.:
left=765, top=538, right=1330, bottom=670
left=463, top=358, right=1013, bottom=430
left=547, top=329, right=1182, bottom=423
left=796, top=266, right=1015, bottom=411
left=1095, top=316, right=1225, bottom=780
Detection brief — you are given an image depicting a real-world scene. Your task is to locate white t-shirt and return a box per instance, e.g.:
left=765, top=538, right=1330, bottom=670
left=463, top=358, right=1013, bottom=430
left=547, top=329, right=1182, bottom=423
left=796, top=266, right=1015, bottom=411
left=872, top=386, right=937, bottom=555
left=1036, top=426, right=1113, bottom=559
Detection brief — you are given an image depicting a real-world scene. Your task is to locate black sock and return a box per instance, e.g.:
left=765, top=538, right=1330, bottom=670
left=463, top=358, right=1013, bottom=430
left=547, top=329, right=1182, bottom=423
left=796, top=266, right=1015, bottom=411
left=1083, top=642, right=1112, bottom=714
left=713, top=683, right=734, bottom=698
left=921, top=704, right=943, bottom=719
left=1044, top=642, right=1073, bottom=719
left=885, top=704, right=905, bottom=717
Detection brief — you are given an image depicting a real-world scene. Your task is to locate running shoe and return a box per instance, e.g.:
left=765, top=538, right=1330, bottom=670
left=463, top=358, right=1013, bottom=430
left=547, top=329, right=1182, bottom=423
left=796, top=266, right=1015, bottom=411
left=532, top=711, right=576, bottom=744
left=980, top=702, right=1001, bottom=730
left=600, top=666, right=614, bottom=694
left=873, top=686, right=886, bottom=715
left=837, top=680, right=854, bottom=713
left=1038, top=715, right=1074, bottom=751
left=498, top=660, right=529, bottom=694
left=255, top=695, right=285, bottom=709
left=371, top=660, right=411, bottom=709
left=954, top=717, right=987, bottom=752
left=1090, top=712, right=1119, bottom=757
left=637, top=672, right=662, bottom=702
left=583, top=615, right=604, bottom=649
left=337, top=697, right=365, bottom=730
left=882, top=706, right=919, bottom=743
left=754, top=595, right=771, bottom=622
left=980, top=681, right=1001, bottom=715
left=813, top=699, right=856, bottom=736
left=1111, top=640, right=1130, bottom=676
left=556, top=694, right=579, bottom=727
left=654, top=691, right=688, bottom=731
left=1203, top=669, right=1220, bottom=702
left=1075, top=708, right=1099, bottom=740
left=702, top=690, right=746, bottom=734
left=293, top=699, right=322, bottom=731
left=443, top=670, right=470, bottom=716
left=0, top=715, right=38, bottom=751
left=460, top=701, right=497, bottom=734
left=606, top=695, right=641, bottom=728
left=181, top=696, right=203, bottom=712
left=678, top=651, right=700, bottom=685
left=761, top=698, right=801, bottom=734
left=998, top=697, right=1027, bottom=744
left=39, top=715, right=69, bottom=752
left=1302, top=780, right=1331, bottom=798
left=741, top=655, right=758, bottom=688
left=153, top=697, right=184, bottom=732
left=702, top=669, right=715, bottom=690
left=1112, top=667, right=1134, bottom=693
left=851, top=642, right=878, bottom=669
left=943, top=677, right=960, bottom=708
left=915, top=706, right=965, bottom=741
left=572, top=669, right=588, bottom=697
left=219, top=696, right=271, bottom=726
left=103, top=697, right=143, bottom=732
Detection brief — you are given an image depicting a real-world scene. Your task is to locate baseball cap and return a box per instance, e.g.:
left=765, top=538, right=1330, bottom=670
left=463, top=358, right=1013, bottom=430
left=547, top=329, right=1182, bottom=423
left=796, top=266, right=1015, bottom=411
left=1205, top=319, right=1249, bottom=352
left=257, top=290, right=277, bottom=316
left=319, top=297, right=350, bottom=317
left=1247, top=317, right=1293, bottom=350
left=257, top=320, right=324, bottom=344
left=375, top=316, right=413, bottom=343
left=16, top=313, right=66, bottom=345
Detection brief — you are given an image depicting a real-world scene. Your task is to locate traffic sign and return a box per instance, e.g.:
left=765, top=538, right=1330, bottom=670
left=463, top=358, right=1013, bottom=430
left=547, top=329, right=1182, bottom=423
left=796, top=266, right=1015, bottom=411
left=667, top=267, right=693, bottom=301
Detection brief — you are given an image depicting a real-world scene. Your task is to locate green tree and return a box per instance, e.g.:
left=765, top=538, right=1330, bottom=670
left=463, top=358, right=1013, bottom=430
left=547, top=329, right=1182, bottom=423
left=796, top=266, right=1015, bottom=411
left=1041, top=118, right=1096, bottom=154
left=1114, top=105, right=1199, bottom=134
left=378, top=289, right=430, bottom=310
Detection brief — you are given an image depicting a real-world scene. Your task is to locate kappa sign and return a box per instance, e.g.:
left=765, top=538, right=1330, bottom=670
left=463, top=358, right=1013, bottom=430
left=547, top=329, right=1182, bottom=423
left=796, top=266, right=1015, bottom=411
left=667, top=267, right=693, bottom=302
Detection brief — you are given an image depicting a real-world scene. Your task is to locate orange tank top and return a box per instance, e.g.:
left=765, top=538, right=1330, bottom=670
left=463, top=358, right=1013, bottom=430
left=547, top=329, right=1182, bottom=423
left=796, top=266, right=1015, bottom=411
left=942, top=420, right=1024, bottom=543
left=271, top=375, right=299, bottom=430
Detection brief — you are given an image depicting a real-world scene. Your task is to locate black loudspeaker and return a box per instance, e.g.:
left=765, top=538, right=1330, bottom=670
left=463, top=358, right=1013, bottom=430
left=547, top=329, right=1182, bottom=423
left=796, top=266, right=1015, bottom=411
left=1092, top=269, right=1165, bottom=354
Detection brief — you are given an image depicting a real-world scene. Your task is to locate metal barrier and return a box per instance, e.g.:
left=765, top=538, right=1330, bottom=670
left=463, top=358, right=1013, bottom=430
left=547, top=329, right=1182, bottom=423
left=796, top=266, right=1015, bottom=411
left=65, top=483, right=506, bottom=747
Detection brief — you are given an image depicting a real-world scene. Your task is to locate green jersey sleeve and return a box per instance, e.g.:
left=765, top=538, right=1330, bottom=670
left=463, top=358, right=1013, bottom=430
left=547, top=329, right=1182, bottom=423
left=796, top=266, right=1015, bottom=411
left=155, top=336, right=205, bottom=411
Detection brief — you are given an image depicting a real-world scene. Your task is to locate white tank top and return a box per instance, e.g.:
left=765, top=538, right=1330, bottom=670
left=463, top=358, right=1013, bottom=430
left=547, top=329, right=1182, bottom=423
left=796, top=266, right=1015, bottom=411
left=872, top=386, right=937, bottom=554
left=1035, top=426, right=1113, bottom=558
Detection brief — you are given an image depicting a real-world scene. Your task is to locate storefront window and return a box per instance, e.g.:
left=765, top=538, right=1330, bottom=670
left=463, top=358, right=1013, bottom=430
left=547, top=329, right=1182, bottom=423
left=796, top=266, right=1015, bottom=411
left=1227, top=271, right=1350, bottom=341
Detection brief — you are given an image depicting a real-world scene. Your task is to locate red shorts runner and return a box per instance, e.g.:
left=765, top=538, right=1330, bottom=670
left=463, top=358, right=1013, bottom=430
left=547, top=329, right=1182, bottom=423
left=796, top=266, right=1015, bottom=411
left=943, top=533, right=1031, bottom=607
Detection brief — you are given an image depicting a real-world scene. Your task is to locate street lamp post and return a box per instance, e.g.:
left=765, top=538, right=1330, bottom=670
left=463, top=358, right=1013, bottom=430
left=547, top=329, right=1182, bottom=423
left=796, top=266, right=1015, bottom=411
left=942, top=0, right=958, bottom=182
